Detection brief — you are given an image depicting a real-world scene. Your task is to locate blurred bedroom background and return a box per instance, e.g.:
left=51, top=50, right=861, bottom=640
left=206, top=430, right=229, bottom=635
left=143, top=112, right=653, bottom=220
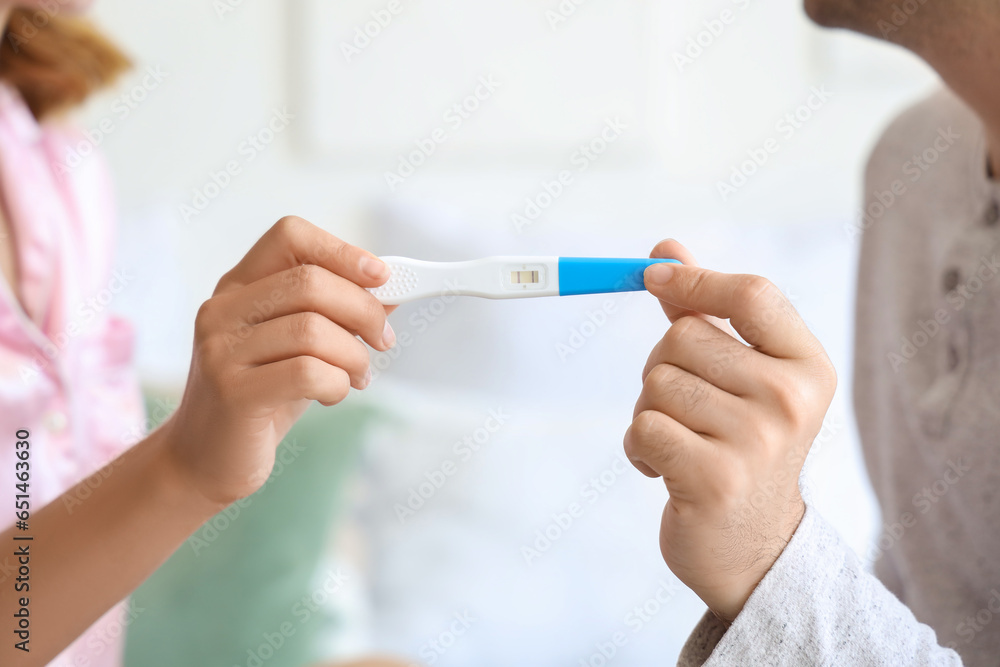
left=68, top=0, right=939, bottom=664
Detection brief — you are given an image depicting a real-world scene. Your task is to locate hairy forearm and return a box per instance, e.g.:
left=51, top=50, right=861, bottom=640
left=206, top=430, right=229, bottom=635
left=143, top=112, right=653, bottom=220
left=0, top=421, right=222, bottom=666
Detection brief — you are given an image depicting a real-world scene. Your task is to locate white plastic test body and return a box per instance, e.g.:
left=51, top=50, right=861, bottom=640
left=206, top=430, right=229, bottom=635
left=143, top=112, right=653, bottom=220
left=368, top=256, right=559, bottom=305
left=367, top=256, right=680, bottom=305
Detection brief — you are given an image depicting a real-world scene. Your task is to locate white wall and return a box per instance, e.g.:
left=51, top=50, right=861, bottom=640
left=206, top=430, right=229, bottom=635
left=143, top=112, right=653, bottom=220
left=82, top=0, right=939, bottom=384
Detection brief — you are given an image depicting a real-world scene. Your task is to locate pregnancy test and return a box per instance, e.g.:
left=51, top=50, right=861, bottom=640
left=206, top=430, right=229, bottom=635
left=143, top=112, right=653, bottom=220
left=367, top=256, right=680, bottom=305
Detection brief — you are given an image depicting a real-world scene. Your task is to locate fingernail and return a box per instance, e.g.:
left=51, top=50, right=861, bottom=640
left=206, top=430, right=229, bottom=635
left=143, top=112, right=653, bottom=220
left=382, top=320, right=396, bottom=349
left=361, top=256, right=387, bottom=280
left=361, top=368, right=372, bottom=389
left=646, top=262, right=675, bottom=286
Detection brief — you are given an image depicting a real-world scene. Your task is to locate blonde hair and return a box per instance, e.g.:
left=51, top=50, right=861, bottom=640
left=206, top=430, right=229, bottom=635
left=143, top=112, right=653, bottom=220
left=0, top=9, right=130, bottom=120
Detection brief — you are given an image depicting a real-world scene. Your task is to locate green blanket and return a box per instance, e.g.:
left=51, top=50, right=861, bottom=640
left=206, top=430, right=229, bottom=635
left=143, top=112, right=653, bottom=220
left=125, top=397, right=373, bottom=667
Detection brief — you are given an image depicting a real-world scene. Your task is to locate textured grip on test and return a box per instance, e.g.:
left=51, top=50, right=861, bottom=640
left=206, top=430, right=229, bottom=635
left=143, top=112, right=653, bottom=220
left=367, top=261, right=419, bottom=302
left=557, top=258, right=680, bottom=297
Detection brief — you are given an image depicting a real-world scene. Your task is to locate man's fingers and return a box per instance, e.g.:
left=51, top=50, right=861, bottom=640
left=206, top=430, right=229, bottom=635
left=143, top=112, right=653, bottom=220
left=217, top=216, right=389, bottom=292
left=649, top=239, right=702, bottom=323
left=228, top=313, right=372, bottom=389
left=644, top=264, right=819, bottom=360
left=633, top=363, right=746, bottom=438
left=215, top=264, right=393, bottom=351
left=642, top=316, right=758, bottom=397
left=623, top=409, right=701, bottom=485
left=650, top=238, right=698, bottom=265
left=649, top=240, right=731, bottom=331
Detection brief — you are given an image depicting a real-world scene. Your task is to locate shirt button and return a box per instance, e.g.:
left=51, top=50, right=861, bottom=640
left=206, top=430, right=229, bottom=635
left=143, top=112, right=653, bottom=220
left=943, top=268, right=960, bottom=292
left=43, top=410, right=68, bottom=433
left=947, top=344, right=959, bottom=372
left=986, top=201, right=1000, bottom=227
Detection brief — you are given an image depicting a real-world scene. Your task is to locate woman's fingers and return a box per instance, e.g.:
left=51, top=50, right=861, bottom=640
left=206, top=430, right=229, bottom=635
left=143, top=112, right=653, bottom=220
left=212, top=263, right=394, bottom=352
left=215, top=216, right=389, bottom=293
left=229, top=312, right=373, bottom=389
left=240, top=356, right=353, bottom=408
left=187, top=218, right=396, bottom=418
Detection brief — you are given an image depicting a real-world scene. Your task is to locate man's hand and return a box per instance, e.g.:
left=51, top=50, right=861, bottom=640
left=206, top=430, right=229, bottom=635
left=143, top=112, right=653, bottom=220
left=162, top=216, right=396, bottom=507
left=624, top=239, right=837, bottom=622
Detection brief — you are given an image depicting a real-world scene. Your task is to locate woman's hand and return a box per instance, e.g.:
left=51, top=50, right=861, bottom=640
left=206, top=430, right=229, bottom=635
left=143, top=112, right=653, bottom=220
left=625, top=240, right=837, bottom=622
left=161, top=216, right=396, bottom=507
left=0, top=216, right=399, bottom=667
